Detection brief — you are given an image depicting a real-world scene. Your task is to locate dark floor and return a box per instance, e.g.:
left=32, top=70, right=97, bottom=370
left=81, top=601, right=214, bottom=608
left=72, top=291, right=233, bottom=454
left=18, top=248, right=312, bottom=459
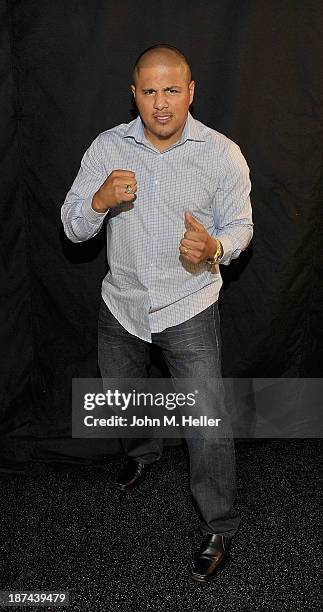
left=0, top=440, right=321, bottom=612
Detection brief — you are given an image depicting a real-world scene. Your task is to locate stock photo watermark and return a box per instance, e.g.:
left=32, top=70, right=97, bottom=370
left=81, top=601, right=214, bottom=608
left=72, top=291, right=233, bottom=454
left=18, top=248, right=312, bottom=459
left=72, top=378, right=323, bottom=439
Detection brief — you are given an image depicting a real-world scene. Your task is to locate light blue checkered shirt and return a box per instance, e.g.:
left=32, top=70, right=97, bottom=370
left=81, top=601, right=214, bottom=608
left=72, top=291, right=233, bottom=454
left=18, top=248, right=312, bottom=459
left=61, top=112, right=253, bottom=343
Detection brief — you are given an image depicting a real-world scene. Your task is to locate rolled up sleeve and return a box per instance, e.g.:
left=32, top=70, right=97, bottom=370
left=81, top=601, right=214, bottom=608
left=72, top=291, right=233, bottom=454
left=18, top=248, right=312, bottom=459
left=213, top=141, right=253, bottom=265
left=61, top=134, right=108, bottom=243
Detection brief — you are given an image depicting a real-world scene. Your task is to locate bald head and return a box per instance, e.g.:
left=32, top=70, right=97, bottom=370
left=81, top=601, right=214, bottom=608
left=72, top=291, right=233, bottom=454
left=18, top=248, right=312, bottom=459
left=133, top=45, right=192, bottom=85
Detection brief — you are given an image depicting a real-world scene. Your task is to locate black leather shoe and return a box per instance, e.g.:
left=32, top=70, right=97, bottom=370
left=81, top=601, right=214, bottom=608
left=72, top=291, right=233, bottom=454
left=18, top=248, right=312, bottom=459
left=192, top=533, right=231, bottom=583
left=115, top=459, right=150, bottom=491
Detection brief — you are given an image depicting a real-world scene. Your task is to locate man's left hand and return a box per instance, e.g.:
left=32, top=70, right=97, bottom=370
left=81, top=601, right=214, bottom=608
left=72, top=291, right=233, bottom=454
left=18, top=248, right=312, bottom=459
left=179, top=211, right=220, bottom=264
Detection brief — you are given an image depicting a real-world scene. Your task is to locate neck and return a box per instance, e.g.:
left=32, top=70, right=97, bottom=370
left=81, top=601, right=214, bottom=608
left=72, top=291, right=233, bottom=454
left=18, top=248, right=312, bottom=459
left=143, top=124, right=186, bottom=152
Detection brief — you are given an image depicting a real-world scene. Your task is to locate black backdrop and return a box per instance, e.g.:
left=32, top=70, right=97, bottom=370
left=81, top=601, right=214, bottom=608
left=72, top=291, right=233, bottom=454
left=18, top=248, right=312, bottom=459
left=1, top=1, right=322, bottom=469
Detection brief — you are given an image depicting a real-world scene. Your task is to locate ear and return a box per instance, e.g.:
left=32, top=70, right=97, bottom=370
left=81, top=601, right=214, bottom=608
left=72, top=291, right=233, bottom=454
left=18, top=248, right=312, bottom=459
left=131, top=84, right=136, bottom=98
left=189, top=80, right=195, bottom=105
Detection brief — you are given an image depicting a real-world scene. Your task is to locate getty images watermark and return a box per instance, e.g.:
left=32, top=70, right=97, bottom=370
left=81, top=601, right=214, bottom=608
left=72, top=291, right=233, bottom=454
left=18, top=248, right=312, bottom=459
left=83, top=387, right=222, bottom=428
left=72, top=378, right=323, bottom=439
left=72, top=378, right=227, bottom=439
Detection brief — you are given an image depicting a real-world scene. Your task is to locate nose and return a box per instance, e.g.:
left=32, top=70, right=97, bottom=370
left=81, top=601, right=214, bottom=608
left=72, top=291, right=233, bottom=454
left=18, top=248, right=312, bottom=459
left=153, top=92, right=169, bottom=110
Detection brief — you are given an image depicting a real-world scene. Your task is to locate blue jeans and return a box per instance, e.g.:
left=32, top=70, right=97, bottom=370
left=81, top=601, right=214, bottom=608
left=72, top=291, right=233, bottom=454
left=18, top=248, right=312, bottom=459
left=98, top=299, right=240, bottom=537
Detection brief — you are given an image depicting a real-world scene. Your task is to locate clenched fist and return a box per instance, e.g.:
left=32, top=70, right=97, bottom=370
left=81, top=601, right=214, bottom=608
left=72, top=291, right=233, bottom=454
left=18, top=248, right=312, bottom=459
left=92, top=170, right=137, bottom=212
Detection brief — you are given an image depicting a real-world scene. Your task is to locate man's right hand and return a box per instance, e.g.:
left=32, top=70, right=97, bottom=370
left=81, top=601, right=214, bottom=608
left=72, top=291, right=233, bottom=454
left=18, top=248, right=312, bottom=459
left=91, top=170, right=137, bottom=212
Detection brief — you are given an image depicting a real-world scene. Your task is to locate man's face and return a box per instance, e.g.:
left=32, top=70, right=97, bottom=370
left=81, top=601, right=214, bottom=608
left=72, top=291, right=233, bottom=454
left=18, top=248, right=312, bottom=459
left=131, top=63, right=195, bottom=151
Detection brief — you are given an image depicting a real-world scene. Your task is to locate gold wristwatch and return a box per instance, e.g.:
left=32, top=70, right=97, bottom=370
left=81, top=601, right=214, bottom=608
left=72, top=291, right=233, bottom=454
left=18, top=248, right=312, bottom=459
left=206, top=239, right=223, bottom=267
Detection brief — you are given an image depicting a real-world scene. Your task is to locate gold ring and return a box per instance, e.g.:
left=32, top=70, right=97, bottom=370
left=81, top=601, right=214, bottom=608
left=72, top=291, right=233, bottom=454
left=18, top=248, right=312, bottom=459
left=125, top=184, right=133, bottom=194
left=183, top=247, right=189, bottom=255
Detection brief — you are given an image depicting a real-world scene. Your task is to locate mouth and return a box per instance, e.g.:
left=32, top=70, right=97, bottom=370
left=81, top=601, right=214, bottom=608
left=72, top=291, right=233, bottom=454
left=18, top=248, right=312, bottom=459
left=153, top=114, right=173, bottom=124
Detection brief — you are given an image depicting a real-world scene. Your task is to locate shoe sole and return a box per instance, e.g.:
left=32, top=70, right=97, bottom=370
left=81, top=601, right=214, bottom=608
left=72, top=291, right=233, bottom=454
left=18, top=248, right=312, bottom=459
left=114, top=473, right=147, bottom=491
left=114, top=481, right=141, bottom=491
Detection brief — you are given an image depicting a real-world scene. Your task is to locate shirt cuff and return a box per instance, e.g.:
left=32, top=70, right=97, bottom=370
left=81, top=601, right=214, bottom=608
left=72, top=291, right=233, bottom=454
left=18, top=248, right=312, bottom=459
left=216, top=234, right=234, bottom=265
left=82, top=196, right=109, bottom=224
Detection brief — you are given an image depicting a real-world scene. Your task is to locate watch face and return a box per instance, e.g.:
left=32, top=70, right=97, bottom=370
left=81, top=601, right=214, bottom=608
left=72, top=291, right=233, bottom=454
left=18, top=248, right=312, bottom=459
left=213, top=248, right=221, bottom=263
left=215, top=242, right=223, bottom=262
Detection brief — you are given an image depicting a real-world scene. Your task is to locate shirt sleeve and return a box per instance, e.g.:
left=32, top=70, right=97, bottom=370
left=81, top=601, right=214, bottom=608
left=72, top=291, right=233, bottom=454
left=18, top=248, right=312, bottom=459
left=61, top=134, right=109, bottom=243
left=212, top=141, right=253, bottom=265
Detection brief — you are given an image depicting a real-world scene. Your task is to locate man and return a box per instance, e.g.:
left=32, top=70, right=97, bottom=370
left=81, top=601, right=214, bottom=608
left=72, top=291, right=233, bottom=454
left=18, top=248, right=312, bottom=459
left=61, top=44, right=253, bottom=583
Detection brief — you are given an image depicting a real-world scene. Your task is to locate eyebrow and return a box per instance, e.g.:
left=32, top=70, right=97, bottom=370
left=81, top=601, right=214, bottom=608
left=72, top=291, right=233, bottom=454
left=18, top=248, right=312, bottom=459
left=141, top=85, right=183, bottom=92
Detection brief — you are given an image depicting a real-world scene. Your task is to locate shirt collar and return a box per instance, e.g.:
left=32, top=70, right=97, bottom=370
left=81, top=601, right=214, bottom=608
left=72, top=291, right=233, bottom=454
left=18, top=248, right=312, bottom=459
left=123, top=112, right=206, bottom=148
